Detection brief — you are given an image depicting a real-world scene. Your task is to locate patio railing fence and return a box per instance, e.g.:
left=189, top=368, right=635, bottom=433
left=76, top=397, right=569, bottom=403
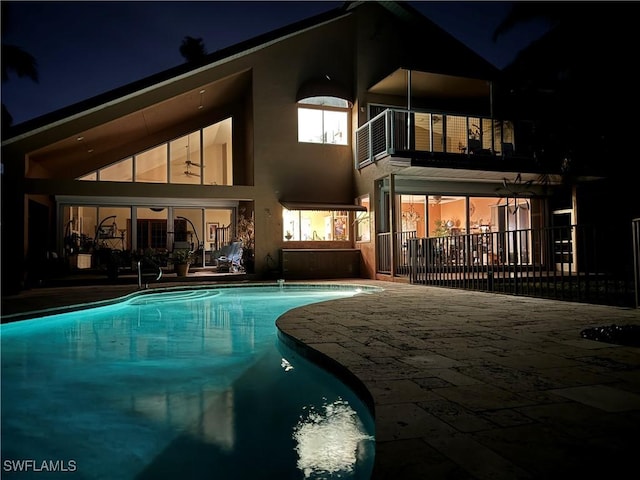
left=378, top=223, right=639, bottom=308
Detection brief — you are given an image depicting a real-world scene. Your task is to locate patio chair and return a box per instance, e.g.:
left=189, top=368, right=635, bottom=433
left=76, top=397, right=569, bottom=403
left=214, top=241, right=243, bottom=272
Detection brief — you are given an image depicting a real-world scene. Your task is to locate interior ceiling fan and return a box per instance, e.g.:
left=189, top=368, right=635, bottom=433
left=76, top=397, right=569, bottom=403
left=429, top=195, right=458, bottom=205
left=184, top=163, right=200, bottom=177
left=183, top=143, right=201, bottom=177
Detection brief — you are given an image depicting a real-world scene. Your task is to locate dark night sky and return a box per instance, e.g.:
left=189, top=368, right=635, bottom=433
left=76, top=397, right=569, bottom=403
left=1, top=1, right=552, bottom=126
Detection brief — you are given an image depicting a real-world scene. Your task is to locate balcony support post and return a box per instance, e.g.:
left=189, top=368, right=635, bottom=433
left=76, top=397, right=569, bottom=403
left=407, top=69, right=412, bottom=150
left=389, top=173, right=396, bottom=276
left=386, top=110, right=392, bottom=153
left=368, top=122, right=373, bottom=165
left=489, top=80, right=495, bottom=152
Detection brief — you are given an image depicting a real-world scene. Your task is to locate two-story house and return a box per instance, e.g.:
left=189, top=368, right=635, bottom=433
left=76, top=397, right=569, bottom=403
left=1, top=1, right=575, bottom=295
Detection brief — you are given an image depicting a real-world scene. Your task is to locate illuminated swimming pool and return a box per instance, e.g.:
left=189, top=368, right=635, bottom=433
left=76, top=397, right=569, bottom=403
left=1, top=285, right=377, bottom=479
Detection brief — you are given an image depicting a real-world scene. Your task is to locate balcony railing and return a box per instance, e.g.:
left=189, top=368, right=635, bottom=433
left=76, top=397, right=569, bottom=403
left=355, top=108, right=518, bottom=169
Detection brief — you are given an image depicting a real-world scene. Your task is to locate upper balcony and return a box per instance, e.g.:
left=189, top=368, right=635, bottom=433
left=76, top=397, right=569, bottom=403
left=355, top=108, right=543, bottom=175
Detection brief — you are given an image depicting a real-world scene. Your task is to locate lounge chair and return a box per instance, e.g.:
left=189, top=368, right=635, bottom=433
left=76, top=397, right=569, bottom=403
left=214, top=241, right=243, bottom=272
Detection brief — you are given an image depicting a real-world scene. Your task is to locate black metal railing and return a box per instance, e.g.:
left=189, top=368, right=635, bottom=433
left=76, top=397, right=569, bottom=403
left=137, top=257, right=162, bottom=289
left=383, top=225, right=637, bottom=307
left=376, top=231, right=417, bottom=275
left=377, top=232, right=392, bottom=274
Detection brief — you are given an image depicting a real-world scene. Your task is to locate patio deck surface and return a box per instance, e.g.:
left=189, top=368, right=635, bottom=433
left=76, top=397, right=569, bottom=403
left=2, top=278, right=640, bottom=479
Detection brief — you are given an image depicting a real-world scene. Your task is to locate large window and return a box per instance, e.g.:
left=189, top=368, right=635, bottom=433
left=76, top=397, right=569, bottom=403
left=428, top=195, right=467, bottom=236
left=135, top=207, right=169, bottom=250
left=135, top=145, right=167, bottom=183
left=169, top=132, right=200, bottom=185
left=283, top=209, right=349, bottom=241
left=392, top=194, right=537, bottom=238
left=77, top=118, right=233, bottom=185
left=61, top=204, right=234, bottom=268
left=99, top=158, right=132, bottom=182
left=297, top=96, right=348, bottom=145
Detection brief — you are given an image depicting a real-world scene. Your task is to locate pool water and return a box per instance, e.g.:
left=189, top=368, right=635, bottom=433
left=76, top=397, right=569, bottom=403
left=1, top=286, right=376, bottom=479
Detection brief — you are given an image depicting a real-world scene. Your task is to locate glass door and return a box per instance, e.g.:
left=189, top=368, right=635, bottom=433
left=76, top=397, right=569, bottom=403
left=552, top=208, right=575, bottom=273
left=492, top=199, right=532, bottom=265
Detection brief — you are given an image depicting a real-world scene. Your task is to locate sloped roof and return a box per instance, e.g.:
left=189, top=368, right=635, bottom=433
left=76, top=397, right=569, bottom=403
left=374, top=1, right=499, bottom=80
left=4, top=3, right=350, bottom=141
left=3, top=0, right=499, bottom=157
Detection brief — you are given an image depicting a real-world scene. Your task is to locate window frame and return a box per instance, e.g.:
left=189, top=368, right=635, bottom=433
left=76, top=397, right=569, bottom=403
left=77, top=118, right=233, bottom=185
left=283, top=209, right=351, bottom=242
left=297, top=96, right=350, bottom=146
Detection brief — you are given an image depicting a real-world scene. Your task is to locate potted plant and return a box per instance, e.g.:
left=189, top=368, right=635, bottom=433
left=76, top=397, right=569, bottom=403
left=172, top=248, right=192, bottom=277
left=434, top=219, right=453, bottom=237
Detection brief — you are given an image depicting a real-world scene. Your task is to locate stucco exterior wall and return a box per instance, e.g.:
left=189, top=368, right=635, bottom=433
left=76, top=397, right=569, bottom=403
left=247, top=13, right=355, bottom=271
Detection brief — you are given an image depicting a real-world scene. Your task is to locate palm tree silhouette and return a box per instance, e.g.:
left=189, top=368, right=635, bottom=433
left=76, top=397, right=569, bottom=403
left=1, top=3, right=39, bottom=131
left=179, top=36, right=207, bottom=63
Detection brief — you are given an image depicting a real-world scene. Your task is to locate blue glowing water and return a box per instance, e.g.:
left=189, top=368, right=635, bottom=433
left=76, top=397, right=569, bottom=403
left=1, top=286, right=375, bottom=479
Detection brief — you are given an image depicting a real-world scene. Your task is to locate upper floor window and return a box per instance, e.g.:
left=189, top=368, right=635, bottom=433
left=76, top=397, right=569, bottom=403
left=77, top=118, right=233, bottom=185
left=297, top=96, right=349, bottom=145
